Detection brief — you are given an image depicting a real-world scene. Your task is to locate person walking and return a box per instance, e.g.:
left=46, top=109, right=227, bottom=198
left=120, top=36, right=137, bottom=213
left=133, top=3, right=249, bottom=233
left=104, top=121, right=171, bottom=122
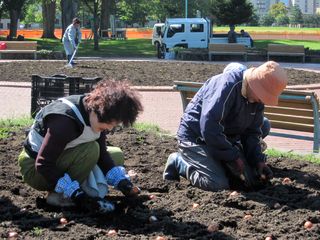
left=18, top=80, right=143, bottom=213
left=163, top=61, right=288, bottom=192
left=62, top=18, right=82, bottom=65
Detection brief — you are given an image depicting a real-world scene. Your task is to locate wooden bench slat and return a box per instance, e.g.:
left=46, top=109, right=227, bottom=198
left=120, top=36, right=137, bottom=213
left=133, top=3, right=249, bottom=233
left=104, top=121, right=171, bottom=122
left=264, top=112, right=314, bottom=125
left=267, top=44, right=305, bottom=62
left=264, top=106, right=313, bottom=117
left=270, top=120, right=314, bottom=133
left=0, top=50, right=37, bottom=53
left=273, top=101, right=313, bottom=110
left=208, top=43, right=247, bottom=61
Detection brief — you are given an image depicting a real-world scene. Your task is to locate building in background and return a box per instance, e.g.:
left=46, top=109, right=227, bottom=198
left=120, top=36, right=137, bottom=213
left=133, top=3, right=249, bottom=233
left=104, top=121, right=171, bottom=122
left=250, top=0, right=289, bottom=15
left=290, top=0, right=319, bottom=14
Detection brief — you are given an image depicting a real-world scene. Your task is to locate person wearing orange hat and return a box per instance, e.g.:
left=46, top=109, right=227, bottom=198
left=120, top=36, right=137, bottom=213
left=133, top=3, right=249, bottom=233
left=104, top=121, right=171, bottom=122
left=163, top=61, right=288, bottom=191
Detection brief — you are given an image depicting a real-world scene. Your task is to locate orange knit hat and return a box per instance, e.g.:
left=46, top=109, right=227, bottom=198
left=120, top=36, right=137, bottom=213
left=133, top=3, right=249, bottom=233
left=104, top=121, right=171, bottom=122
left=245, top=61, right=288, bottom=106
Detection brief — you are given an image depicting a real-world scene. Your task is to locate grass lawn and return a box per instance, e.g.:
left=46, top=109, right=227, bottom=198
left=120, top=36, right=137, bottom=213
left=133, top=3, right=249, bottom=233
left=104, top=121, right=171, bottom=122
left=254, top=39, right=320, bottom=50
left=36, top=38, right=156, bottom=57
left=35, top=37, right=319, bottom=58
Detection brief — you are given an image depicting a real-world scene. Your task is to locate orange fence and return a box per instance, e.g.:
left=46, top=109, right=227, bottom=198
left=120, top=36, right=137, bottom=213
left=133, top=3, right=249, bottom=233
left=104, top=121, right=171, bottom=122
left=0, top=28, right=319, bottom=40
left=0, top=28, right=153, bottom=39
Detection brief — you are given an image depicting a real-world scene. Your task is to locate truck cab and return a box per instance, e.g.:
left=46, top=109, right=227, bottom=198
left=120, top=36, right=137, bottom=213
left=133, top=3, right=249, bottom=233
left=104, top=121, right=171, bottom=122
left=157, top=18, right=210, bottom=58
left=152, top=23, right=164, bottom=47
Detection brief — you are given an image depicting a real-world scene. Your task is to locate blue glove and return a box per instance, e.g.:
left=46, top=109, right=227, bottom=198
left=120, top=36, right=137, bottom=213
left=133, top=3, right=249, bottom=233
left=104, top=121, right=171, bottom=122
left=55, top=173, right=115, bottom=213
left=105, top=166, right=130, bottom=187
left=55, top=173, right=80, bottom=198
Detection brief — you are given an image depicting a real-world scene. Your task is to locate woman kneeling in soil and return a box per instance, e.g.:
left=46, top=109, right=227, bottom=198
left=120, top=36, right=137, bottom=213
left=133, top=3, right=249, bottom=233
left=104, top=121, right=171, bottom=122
left=164, top=61, right=288, bottom=191
left=19, top=80, right=143, bottom=213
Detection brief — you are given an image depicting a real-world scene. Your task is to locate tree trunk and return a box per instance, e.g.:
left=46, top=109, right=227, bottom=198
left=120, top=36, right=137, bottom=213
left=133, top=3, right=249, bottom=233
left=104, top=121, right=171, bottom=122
left=9, top=9, right=19, bottom=38
left=100, top=0, right=109, bottom=37
left=93, top=1, right=99, bottom=50
left=42, top=0, right=56, bottom=38
left=60, top=0, right=79, bottom=38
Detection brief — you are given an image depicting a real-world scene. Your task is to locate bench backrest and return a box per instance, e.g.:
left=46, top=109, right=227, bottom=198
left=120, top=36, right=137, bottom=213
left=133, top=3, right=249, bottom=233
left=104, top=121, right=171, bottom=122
left=210, top=37, right=251, bottom=47
left=0, top=41, right=37, bottom=50
left=209, top=43, right=246, bottom=52
left=267, top=44, right=304, bottom=53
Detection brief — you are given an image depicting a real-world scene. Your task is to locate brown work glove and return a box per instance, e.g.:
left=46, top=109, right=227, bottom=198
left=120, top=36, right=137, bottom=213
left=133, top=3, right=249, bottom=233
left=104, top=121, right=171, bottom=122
left=71, top=189, right=115, bottom=213
left=224, top=157, right=246, bottom=181
left=117, top=179, right=141, bottom=197
left=256, top=162, right=273, bottom=181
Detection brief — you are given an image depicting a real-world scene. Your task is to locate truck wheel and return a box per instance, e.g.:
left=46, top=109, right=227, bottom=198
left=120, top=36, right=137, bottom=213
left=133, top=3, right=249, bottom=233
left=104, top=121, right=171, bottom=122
left=156, top=43, right=162, bottom=59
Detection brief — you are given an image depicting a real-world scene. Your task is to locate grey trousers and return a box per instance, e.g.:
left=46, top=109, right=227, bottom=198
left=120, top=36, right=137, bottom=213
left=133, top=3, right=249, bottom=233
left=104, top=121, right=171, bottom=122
left=179, top=141, right=230, bottom=192
left=179, top=118, right=270, bottom=191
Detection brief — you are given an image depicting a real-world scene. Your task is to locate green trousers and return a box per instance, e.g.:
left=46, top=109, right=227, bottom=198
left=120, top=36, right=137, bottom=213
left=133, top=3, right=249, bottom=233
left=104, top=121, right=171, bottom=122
left=18, top=142, right=124, bottom=191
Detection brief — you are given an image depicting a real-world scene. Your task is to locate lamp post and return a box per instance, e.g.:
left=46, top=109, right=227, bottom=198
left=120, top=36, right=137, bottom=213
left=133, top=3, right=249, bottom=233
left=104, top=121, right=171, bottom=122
left=185, top=0, right=188, bottom=18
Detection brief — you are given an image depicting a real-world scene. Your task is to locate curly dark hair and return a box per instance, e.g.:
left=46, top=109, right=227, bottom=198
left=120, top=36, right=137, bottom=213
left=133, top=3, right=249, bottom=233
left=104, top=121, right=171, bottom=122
left=84, top=80, right=143, bottom=127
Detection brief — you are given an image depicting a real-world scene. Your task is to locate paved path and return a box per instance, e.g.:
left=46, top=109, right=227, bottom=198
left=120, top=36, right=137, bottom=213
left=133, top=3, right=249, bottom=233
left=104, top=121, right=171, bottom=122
left=0, top=60, right=319, bottom=155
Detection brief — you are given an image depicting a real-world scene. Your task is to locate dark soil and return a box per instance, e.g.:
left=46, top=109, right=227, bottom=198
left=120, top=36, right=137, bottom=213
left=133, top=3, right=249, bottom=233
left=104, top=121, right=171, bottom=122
left=0, top=60, right=319, bottom=86
left=0, top=60, right=320, bottom=239
left=1, top=128, right=320, bottom=239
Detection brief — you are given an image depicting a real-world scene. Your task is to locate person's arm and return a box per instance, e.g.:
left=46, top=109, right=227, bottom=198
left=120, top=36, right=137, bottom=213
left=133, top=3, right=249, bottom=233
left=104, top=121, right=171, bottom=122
left=199, top=81, right=240, bottom=162
left=96, top=131, right=115, bottom=175
left=241, top=104, right=266, bottom=165
left=35, top=115, right=81, bottom=189
left=78, top=29, right=82, bottom=44
left=98, top=132, right=140, bottom=197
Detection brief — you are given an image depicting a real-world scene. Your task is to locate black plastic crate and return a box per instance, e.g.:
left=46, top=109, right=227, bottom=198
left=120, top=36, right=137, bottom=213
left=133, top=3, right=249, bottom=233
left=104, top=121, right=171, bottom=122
left=31, top=74, right=101, bottom=117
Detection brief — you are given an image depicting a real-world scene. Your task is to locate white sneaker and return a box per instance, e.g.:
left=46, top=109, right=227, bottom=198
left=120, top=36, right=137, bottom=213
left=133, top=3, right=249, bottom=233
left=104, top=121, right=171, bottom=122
left=46, top=192, right=75, bottom=207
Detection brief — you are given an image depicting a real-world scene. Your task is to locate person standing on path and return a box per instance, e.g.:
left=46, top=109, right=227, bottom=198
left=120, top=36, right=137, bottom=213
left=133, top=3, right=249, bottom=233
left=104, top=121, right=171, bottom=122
left=163, top=61, right=288, bottom=192
left=62, top=18, right=82, bottom=65
left=18, top=80, right=143, bottom=213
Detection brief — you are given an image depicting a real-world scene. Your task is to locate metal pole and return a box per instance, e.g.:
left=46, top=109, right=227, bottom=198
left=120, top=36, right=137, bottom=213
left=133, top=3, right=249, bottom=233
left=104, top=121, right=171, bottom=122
left=185, top=0, right=188, bottom=18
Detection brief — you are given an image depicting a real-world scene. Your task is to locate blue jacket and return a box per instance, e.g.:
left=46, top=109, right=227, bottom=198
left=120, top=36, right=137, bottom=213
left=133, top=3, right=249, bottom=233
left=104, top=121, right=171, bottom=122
left=177, top=69, right=265, bottom=165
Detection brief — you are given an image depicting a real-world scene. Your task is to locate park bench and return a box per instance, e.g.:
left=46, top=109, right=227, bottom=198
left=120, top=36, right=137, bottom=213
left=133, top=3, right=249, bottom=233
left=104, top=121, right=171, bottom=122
left=173, top=80, right=320, bottom=153
left=210, top=37, right=251, bottom=47
left=31, top=74, right=101, bottom=117
left=267, top=44, right=305, bottom=63
left=208, top=43, right=247, bottom=61
left=0, top=41, right=37, bottom=59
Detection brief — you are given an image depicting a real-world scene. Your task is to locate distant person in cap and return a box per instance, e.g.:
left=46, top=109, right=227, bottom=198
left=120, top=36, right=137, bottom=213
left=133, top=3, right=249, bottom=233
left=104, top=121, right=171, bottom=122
left=163, top=61, right=288, bottom=192
left=240, top=29, right=253, bottom=47
left=62, top=18, right=82, bottom=65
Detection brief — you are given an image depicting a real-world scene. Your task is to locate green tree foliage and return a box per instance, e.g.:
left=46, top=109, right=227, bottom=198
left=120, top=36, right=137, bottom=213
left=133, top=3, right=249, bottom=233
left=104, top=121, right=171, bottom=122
left=209, top=0, right=253, bottom=26
left=247, top=10, right=259, bottom=26
left=148, top=0, right=209, bottom=22
left=275, top=14, right=289, bottom=25
left=289, top=5, right=303, bottom=25
left=303, top=14, right=320, bottom=27
left=22, top=0, right=42, bottom=26
left=259, top=14, right=274, bottom=26
left=117, top=0, right=150, bottom=26
left=269, top=2, right=287, bottom=19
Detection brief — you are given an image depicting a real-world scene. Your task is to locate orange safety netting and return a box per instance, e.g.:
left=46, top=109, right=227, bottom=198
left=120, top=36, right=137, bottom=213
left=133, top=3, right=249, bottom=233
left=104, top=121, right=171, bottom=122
left=0, top=28, right=318, bottom=40
left=0, top=28, right=153, bottom=39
